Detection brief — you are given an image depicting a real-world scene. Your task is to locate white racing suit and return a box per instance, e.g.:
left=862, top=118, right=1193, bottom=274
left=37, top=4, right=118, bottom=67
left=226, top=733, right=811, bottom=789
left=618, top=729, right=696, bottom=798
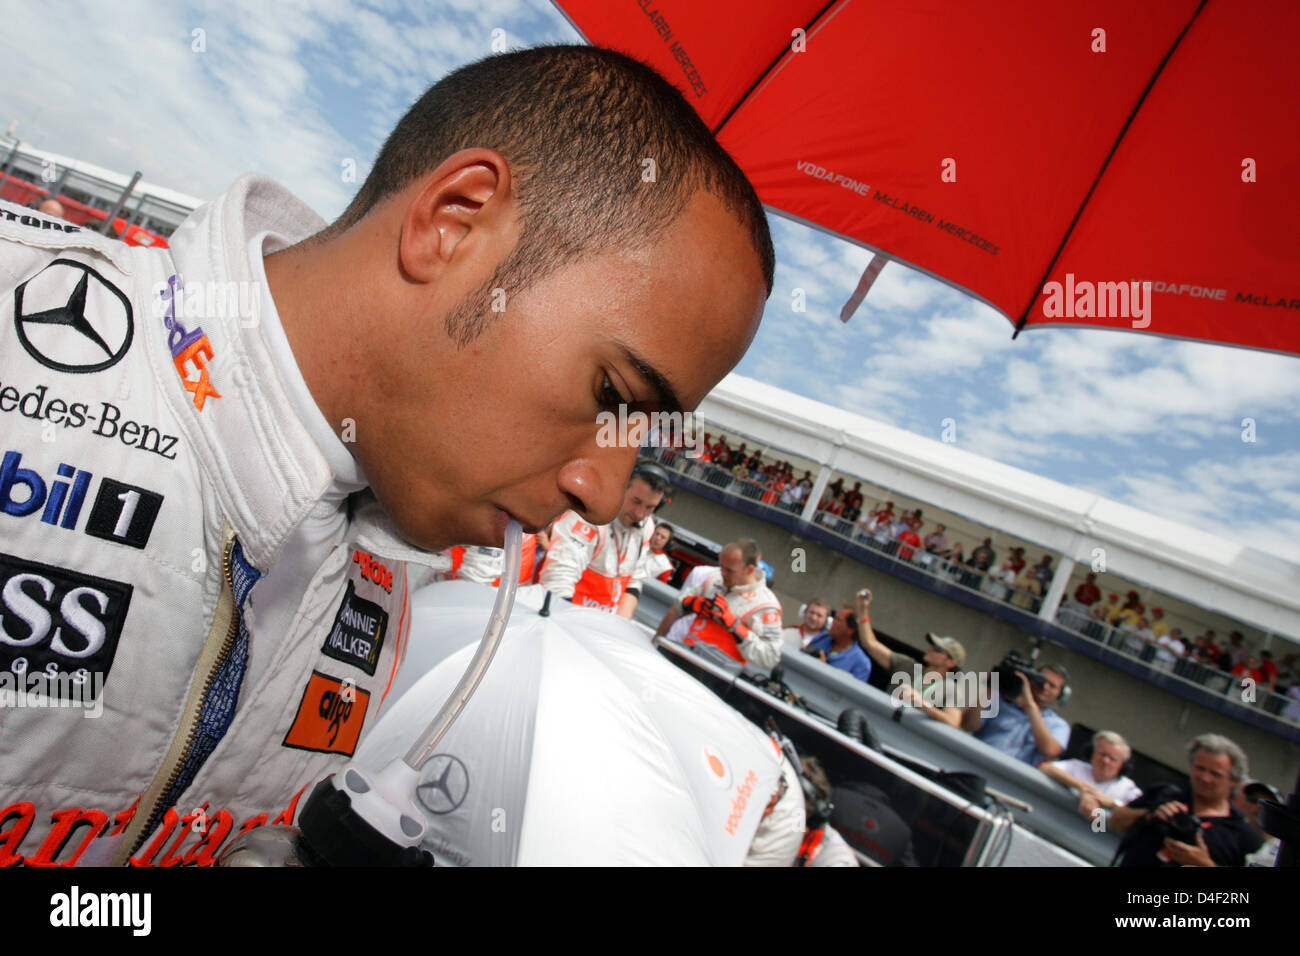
left=0, top=177, right=448, bottom=866
left=444, top=534, right=538, bottom=587
left=644, top=548, right=674, bottom=584
left=675, top=571, right=784, bottom=670
left=538, top=511, right=655, bottom=612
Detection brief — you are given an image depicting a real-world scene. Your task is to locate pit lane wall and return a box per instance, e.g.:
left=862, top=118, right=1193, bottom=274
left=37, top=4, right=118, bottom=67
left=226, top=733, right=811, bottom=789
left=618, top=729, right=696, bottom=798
left=655, top=484, right=1300, bottom=788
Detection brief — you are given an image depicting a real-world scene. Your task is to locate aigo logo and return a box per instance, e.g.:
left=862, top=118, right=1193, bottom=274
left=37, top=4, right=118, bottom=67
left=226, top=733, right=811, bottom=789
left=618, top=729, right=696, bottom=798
left=703, top=746, right=732, bottom=789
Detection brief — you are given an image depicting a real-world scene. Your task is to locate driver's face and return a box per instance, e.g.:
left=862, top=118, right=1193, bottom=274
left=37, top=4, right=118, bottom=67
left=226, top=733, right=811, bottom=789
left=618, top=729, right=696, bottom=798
left=357, top=189, right=767, bottom=550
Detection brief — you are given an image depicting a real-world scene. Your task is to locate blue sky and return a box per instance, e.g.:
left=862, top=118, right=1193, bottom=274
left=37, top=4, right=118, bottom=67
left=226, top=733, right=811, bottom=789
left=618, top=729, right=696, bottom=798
left=4, top=0, right=1298, bottom=560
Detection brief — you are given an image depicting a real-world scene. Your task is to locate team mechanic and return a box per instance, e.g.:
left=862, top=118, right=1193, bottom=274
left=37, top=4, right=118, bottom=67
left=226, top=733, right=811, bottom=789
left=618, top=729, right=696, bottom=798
left=0, top=47, right=773, bottom=866
left=444, top=534, right=540, bottom=587
left=654, top=539, right=784, bottom=670
left=537, top=463, right=669, bottom=618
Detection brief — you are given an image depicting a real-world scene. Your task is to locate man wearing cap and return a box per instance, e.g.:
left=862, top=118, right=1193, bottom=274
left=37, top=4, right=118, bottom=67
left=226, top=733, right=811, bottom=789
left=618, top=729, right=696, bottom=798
left=1148, top=606, right=1170, bottom=639
left=850, top=589, right=966, bottom=727
left=1091, top=592, right=1120, bottom=624
left=1072, top=572, right=1102, bottom=608
left=1234, top=779, right=1282, bottom=867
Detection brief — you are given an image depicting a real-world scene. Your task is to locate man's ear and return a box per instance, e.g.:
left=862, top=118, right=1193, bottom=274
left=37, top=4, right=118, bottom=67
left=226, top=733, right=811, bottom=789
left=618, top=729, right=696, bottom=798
left=398, top=148, right=514, bottom=283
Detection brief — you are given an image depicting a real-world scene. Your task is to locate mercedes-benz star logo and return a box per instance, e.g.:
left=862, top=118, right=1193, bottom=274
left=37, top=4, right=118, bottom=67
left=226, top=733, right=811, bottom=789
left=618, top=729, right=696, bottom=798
left=416, top=754, right=470, bottom=815
left=14, top=258, right=134, bottom=373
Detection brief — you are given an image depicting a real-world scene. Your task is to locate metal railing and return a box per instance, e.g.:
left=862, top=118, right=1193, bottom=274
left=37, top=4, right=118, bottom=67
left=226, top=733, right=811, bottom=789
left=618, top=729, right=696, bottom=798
left=1053, top=605, right=1300, bottom=726
left=648, top=445, right=1300, bottom=732
left=650, top=446, right=1047, bottom=603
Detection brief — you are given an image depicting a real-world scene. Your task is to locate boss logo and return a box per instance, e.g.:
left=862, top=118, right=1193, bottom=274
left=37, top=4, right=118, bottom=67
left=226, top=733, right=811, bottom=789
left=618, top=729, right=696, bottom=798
left=0, top=552, right=133, bottom=697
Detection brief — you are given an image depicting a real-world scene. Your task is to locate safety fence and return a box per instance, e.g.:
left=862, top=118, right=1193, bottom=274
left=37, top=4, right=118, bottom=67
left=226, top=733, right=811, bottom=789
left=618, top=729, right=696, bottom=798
left=647, top=445, right=1300, bottom=732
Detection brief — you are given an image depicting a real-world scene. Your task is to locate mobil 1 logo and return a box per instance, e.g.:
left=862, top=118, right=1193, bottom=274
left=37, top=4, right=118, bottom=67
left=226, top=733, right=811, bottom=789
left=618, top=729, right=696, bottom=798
left=1, top=449, right=163, bottom=549
left=0, top=552, right=133, bottom=698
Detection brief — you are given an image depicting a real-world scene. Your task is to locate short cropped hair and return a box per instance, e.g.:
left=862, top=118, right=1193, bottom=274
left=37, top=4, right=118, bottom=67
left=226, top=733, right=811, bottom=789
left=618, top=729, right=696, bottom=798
left=725, top=538, right=761, bottom=568
left=1187, top=733, right=1248, bottom=782
left=329, top=45, right=774, bottom=345
left=1092, top=730, right=1131, bottom=758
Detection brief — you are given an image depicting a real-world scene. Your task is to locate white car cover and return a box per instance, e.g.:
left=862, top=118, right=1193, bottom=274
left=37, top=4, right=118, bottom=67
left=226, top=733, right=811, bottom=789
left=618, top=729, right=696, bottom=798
left=354, top=582, right=794, bottom=865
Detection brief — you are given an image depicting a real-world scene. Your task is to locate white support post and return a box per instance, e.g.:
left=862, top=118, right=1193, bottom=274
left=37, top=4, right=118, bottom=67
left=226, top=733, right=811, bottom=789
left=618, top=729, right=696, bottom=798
left=800, top=464, right=832, bottom=524
left=1038, top=555, right=1075, bottom=623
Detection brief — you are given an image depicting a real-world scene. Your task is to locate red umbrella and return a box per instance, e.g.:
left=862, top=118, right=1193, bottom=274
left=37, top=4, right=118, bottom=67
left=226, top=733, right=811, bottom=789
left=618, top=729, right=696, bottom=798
left=554, top=0, right=1300, bottom=355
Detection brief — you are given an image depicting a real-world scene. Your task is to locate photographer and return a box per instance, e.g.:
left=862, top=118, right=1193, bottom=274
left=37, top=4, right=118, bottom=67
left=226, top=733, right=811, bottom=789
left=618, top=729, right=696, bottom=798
left=1109, top=733, right=1264, bottom=867
left=961, top=658, right=1071, bottom=765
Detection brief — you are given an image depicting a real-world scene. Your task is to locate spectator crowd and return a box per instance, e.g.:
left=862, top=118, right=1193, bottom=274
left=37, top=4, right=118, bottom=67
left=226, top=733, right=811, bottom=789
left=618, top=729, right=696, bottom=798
left=774, top=585, right=1286, bottom=867
left=650, top=438, right=1300, bottom=720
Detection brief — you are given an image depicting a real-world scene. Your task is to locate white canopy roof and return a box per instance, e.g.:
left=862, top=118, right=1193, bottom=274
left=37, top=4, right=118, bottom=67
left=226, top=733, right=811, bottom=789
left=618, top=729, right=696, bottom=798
left=2, top=138, right=205, bottom=212
left=696, top=374, right=1300, bottom=640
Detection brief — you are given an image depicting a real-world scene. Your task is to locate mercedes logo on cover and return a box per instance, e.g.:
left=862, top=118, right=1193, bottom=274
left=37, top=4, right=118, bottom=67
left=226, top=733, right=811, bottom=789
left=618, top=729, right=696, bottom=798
left=416, top=754, right=470, bottom=815
left=14, top=259, right=134, bottom=373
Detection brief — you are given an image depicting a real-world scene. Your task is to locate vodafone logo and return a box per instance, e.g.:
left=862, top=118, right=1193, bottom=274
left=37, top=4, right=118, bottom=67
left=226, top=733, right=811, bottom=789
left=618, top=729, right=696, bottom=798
left=703, top=746, right=731, bottom=789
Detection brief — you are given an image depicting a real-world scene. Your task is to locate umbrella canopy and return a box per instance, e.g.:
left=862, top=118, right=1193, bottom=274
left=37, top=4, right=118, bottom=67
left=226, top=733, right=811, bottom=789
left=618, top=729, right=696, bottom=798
left=354, top=582, right=789, bottom=865
left=554, top=0, right=1300, bottom=355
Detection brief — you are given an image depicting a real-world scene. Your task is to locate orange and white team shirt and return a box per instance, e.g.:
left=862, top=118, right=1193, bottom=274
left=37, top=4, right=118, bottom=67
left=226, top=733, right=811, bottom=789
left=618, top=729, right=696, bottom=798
left=677, top=571, right=784, bottom=669
left=443, top=535, right=538, bottom=587
left=538, top=512, right=655, bottom=612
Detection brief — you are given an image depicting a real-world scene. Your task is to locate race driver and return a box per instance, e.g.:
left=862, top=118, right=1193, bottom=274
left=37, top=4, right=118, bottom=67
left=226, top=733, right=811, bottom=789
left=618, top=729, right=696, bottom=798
left=0, top=46, right=773, bottom=866
left=538, top=463, right=669, bottom=618
left=654, top=539, right=784, bottom=669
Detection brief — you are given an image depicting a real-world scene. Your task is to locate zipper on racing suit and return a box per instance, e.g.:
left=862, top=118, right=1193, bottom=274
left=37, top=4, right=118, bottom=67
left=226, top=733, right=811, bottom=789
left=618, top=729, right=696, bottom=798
left=111, top=530, right=242, bottom=865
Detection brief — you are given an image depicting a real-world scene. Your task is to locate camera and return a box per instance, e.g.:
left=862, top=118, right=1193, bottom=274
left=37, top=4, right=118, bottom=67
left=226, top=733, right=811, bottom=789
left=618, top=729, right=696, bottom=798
left=1157, top=810, right=1202, bottom=846
left=992, top=650, right=1049, bottom=700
